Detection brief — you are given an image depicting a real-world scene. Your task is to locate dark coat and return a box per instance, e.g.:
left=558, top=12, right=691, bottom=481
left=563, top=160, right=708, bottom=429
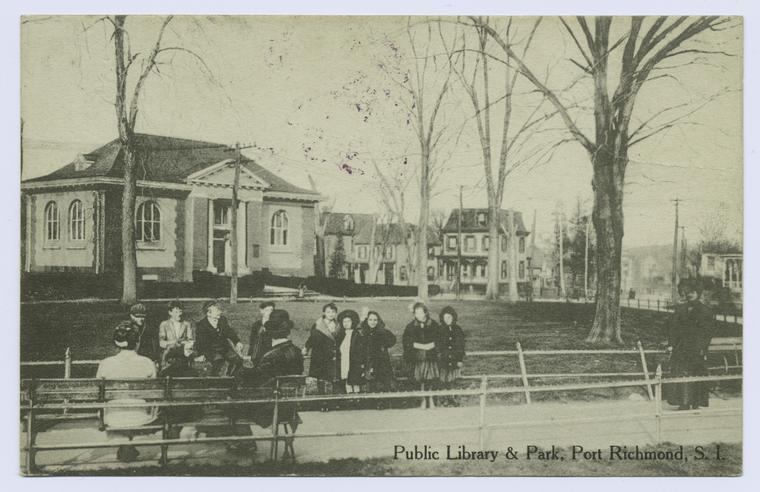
left=134, top=320, right=159, bottom=362
left=438, top=323, right=466, bottom=371
left=666, top=299, right=714, bottom=407
left=304, top=317, right=340, bottom=381
left=195, top=315, right=241, bottom=363
left=247, top=319, right=273, bottom=365
left=338, top=328, right=368, bottom=385
left=402, top=317, right=441, bottom=364
left=359, top=316, right=396, bottom=385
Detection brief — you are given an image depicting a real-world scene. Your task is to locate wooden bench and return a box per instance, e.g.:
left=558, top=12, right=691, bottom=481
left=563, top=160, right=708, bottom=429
left=21, top=376, right=305, bottom=469
left=707, top=337, right=742, bottom=373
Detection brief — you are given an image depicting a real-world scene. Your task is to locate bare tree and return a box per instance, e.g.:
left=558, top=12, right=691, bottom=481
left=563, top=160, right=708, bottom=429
left=445, top=17, right=565, bottom=300
left=472, top=16, right=735, bottom=342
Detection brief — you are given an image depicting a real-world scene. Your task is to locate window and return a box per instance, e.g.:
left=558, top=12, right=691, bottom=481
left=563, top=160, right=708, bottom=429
left=519, top=237, right=526, bottom=254
left=427, top=266, right=436, bottom=281
left=478, top=264, right=486, bottom=277
left=68, top=200, right=85, bottom=241
left=383, top=246, right=394, bottom=260
left=358, top=245, right=368, bottom=260
left=465, top=235, right=475, bottom=253
left=136, top=201, right=161, bottom=242
left=519, top=260, right=525, bottom=279
left=462, top=264, right=469, bottom=278
left=428, top=246, right=436, bottom=259
left=482, top=236, right=490, bottom=252
left=214, top=204, right=230, bottom=226
left=270, top=210, right=288, bottom=246
left=476, top=212, right=487, bottom=226
left=707, top=256, right=715, bottom=270
left=501, top=260, right=508, bottom=279
left=501, top=235, right=507, bottom=252
left=44, top=201, right=60, bottom=241
left=447, top=236, right=458, bottom=251
left=400, top=266, right=407, bottom=281
left=343, top=215, right=354, bottom=232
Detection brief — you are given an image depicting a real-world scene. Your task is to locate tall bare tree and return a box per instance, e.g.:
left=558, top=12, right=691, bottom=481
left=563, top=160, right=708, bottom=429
left=445, top=18, right=565, bottom=300
left=473, top=16, right=734, bottom=342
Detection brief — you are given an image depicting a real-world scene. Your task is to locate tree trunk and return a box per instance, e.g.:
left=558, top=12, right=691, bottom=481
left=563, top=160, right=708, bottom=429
left=417, top=154, right=430, bottom=300
left=585, top=149, right=624, bottom=344
left=485, top=205, right=500, bottom=300
left=121, top=143, right=138, bottom=305
left=507, top=210, right=518, bottom=301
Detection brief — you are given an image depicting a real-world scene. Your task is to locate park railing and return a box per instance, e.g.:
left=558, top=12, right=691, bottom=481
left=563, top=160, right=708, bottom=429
left=20, top=370, right=742, bottom=474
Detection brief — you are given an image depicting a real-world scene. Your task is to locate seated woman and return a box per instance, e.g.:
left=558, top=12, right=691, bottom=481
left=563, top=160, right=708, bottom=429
left=158, top=300, right=195, bottom=371
left=96, top=322, right=158, bottom=462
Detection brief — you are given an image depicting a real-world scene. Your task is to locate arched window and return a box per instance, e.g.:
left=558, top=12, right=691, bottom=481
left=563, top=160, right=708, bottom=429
left=68, top=200, right=85, bottom=241
left=44, top=201, right=59, bottom=241
left=270, top=210, right=288, bottom=246
left=343, top=215, right=354, bottom=232
left=136, top=201, right=161, bottom=242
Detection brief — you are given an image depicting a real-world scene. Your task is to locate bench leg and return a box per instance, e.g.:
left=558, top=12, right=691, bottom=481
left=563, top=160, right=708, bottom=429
left=160, top=416, right=170, bottom=467
left=281, top=423, right=295, bottom=463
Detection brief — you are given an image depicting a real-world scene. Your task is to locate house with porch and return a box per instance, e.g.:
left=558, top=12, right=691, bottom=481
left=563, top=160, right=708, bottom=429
left=438, top=208, right=530, bottom=295
left=21, top=134, right=322, bottom=282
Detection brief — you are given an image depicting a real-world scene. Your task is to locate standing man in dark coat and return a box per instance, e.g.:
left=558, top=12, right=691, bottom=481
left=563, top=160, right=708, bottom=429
left=195, top=300, right=244, bottom=376
left=124, top=302, right=159, bottom=364
left=303, top=303, right=340, bottom=397
left=248, top=301, right=275, bottom=365
left=666, top=278, right=714, bottom=410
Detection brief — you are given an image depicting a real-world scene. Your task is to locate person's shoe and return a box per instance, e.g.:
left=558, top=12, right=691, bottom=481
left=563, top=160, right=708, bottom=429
left=116, top=445, right=139, bottom=462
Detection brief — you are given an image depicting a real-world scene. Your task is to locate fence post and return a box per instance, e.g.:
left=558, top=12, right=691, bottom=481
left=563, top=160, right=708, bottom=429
left=516, top=342, right=532, bottom=405
left=270, top=379, right=280, bottom=463
left=657, top=299, right=660, bottom=311
left=655, top=364, right=663, bottom=444
left=64, top=347, right=72, bottom=379
left=637, top=341, right=654, bottom=400
left=160, top=376, right=172, bottom=467
left=647, top=299, right=650, bottom=310
left=479, top=376, right=487, bottom=450
left=25, top=379, right=37, bottom=475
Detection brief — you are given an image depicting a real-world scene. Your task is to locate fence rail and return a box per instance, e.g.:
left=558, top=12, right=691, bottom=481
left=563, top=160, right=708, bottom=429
left=20, top=371, right=743, bottom=474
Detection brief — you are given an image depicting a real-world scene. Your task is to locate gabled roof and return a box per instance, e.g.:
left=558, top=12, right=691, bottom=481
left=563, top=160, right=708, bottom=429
left=323, top=212, right=441, bottom=245
left=23, top=134, right=319, bottom=197
left=442, top=208, right=529, bottom=235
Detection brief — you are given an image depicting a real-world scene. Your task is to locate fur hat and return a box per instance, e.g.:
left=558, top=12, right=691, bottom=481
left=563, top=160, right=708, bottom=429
left=337, top=309, right=360, bottom=330
left=202, top=299, right=219, bottom=314
left=439, top=305, right=458, bottom=325
left=264, top=309, right=294, bottom=339
left=113, top=321, right=140, bottom=350
left=129, top=303, right=147, bottom=317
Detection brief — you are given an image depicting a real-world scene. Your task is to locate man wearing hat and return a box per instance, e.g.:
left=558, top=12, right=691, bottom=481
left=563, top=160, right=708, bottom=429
left=195, top=300, right=244, bottom=376
left=124, top=302, right=159, bottom=363
left=247, top=301, right=275, bottom=366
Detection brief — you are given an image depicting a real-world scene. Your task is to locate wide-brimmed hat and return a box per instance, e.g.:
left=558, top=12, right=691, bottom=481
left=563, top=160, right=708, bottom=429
left=264, top=309, right=294, bottom=338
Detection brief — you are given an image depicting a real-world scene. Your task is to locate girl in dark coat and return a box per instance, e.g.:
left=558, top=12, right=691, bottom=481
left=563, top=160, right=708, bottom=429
left=304, top=303, right=340, bottom=396
left=402, top=302, right=441, bottom=408
left=665, top=278, right=714, bottom=410
left=359, top=310, right=397, bottom=392
left=438, top=306, right=466, bottom=384
left=336, top=309, right=367, bottom=393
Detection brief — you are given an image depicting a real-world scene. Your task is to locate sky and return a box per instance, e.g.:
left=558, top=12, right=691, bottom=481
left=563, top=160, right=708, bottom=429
left=19, top=15, right=743, bottom=250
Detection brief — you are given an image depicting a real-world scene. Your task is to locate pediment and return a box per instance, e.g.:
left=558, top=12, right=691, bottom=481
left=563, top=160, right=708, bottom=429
left=187, top=160, right=269, bottom=190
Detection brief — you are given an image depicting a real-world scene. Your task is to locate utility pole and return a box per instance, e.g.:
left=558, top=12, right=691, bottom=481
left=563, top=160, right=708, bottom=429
left=230, top=142, right=242, bottom=304
left=456, top=185, right=463, bottom=300
left=671, top=198, right=681, bottom=304
left=552, top=208, right=566, bottom=298
left=680, top=225, right=687, bottom=278
left=584, top=217, right=590, bottom=299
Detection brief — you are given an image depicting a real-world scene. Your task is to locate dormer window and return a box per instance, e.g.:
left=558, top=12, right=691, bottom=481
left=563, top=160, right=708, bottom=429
left=343, top=215, right=354, bottom=232
left=476, top=212, right=487, bottom=226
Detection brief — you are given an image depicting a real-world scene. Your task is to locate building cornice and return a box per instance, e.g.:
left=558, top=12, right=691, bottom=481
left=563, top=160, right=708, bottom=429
left=21, top=177, right=190, bottom=191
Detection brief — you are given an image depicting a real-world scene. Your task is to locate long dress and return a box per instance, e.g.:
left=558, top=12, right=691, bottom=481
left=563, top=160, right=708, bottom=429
left=665, top=299, right=714, bottom=408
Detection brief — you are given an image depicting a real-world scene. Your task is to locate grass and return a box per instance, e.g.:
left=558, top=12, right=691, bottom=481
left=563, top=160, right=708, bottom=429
left=44, top=442, right=741, bottom=477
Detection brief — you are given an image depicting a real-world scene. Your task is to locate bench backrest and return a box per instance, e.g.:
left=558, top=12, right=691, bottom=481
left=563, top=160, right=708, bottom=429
left=709, top=337, right=742, bottom=352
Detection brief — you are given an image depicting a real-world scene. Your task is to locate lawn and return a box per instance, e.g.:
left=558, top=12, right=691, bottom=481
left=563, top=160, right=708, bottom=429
left=20, top=299, right=741, bottom=384
left=49, top=442, right=742, bottom=477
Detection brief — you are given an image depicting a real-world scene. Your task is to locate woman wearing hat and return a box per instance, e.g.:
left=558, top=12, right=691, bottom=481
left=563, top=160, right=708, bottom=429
left=96, top=322, right=158, bottom=462
left=304, top=303, right=341, bottom=397
left=665, top=277, right=715, bottom=410
left=402, top=302, right=441, bottom=409
left=158, top=300, right=195, bottom=370
left=358, top=310, right=397, bottom=393
left=437, top=306, right=466, bottom=396
left=336, top=309, right=367, bottom=394
left=248, top=301, right=275, bottom=366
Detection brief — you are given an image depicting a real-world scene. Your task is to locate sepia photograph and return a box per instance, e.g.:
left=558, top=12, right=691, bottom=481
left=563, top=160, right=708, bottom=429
left=17, top=11, right=744, bottom=477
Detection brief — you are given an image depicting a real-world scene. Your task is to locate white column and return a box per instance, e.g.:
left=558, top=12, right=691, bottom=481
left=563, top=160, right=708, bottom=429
left=207, top=199, right=216, bottom=272
left=237, top=201, right=247, bottom=271
left=184, top=197, right=194, bottom=281
left=24, top=196, right=32, bottom=272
